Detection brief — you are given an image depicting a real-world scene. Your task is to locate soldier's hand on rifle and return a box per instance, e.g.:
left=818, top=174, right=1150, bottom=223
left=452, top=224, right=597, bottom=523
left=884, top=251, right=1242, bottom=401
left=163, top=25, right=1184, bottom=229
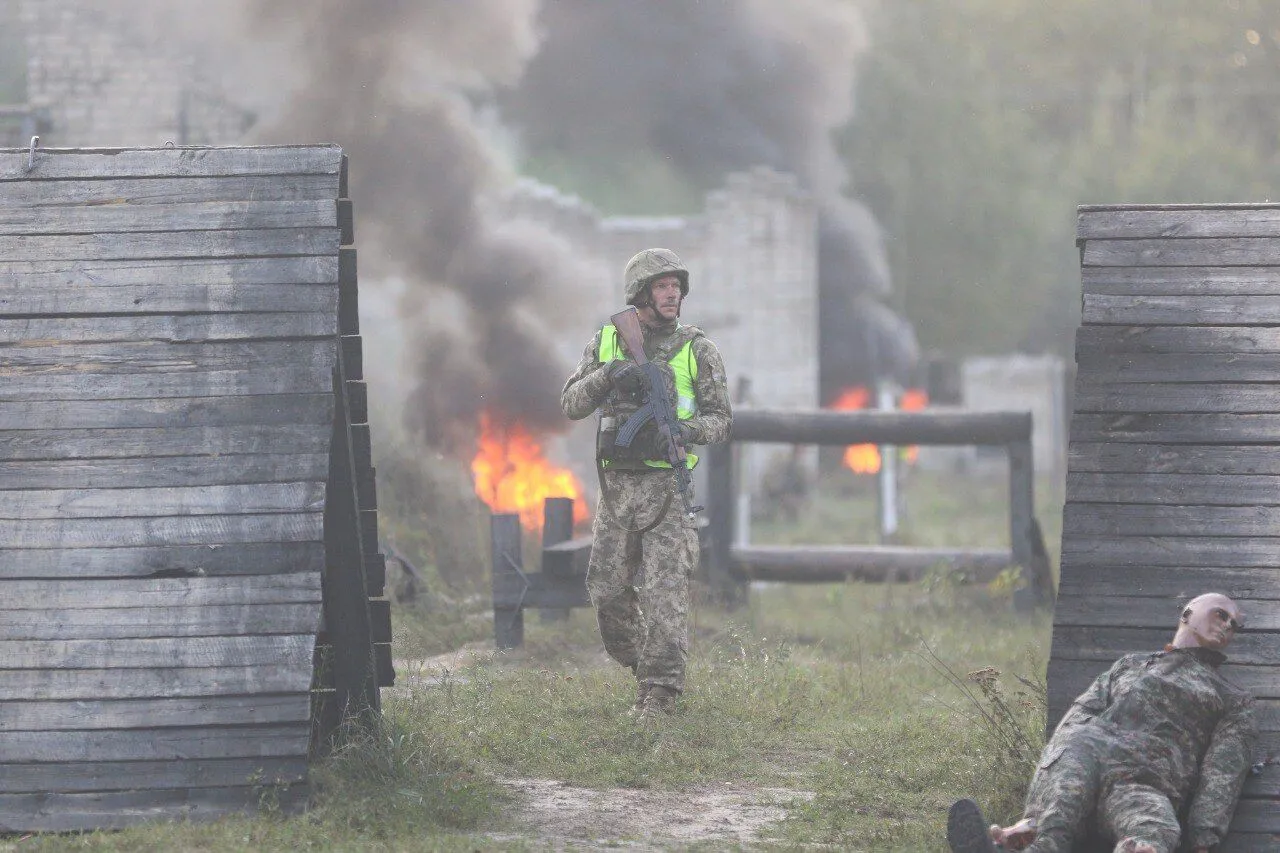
left=643, top=424, right=696, bottom=463
left=605, top=361, right=645, bottom=397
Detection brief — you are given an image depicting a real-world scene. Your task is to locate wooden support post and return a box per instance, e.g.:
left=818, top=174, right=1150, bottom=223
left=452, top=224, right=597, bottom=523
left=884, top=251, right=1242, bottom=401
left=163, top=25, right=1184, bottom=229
left=705, top=443, right=746, bottom=606
left=491, top=513, right=525, bottom=649
left=1008, top=438, right=1052, bottom=607
left=321, top=358, right=380, bottom=735
left=539, top=498, right=574, bottom=622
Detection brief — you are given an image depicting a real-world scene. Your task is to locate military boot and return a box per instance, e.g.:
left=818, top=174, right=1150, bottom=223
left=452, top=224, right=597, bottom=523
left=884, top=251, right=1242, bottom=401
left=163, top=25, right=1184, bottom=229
left=640, top=685, right=679, bottom=717
left=946, top=799, right=998, bottom=853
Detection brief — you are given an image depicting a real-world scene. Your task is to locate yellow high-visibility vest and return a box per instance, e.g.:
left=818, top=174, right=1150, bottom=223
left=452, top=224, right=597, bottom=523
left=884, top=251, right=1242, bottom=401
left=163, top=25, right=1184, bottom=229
left=598, top=323, right=699, bottom=469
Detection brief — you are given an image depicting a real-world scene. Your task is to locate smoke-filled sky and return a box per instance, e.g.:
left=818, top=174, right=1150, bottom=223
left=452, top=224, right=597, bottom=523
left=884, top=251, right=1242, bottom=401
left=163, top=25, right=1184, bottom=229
left=136, top=0, right=912, bottom=441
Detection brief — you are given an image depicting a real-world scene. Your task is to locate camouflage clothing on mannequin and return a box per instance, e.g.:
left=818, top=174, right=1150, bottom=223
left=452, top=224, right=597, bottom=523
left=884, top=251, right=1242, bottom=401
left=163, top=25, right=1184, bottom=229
left=948, top=593, right=1256, bottom=853
left=560, top=248, right=732, bottom=715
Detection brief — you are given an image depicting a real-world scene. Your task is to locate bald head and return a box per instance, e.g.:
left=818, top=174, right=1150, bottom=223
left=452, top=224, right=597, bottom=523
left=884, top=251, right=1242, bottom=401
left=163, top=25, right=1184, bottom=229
left=1171, top=593, right=1244, bottom=652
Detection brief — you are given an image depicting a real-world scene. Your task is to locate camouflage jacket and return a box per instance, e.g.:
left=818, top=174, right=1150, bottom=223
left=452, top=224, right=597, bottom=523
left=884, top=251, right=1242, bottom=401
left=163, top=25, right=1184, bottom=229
left=1053, top=646, right=1256, bottom=850
left=560, top=318, right=732, bottom=447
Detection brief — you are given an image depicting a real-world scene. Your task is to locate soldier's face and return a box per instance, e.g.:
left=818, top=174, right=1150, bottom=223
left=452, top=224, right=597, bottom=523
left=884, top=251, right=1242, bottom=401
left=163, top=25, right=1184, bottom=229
left=645, top=276, right=683, bottom=322
left=1182, top=594, right=1244, bottom=651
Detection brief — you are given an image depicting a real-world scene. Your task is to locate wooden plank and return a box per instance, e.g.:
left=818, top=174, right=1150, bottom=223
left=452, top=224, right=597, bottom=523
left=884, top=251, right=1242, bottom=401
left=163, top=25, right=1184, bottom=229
left=542, top=536, right=593, bottom=578
left=0, top=603, right=322, bottom=640
left=1053, top=594, right=1280, bottom=631
left=346, top=381, right=368, bottom=424
left=0, top=144, right=343, bottom=180
left=1073, top=382, right=1280, bottom=414
left=1083, top=265, right=1280, bottom=296
left=1062, top=536, right=1280, bottom=569
left=0, top=541, right=323, bottom=580
left=0, top=200, right=339, bottom=237
left=1082, top=293, right=1280, bottom=325
left=0, top=482, right=326, bottom=519
left=0, top=454, right=329, bottom=491
left=0, top=395, right=333, bottom=432
left=0, top=513, right=324, bottom=549
left=491, top=571, right=593, bottom=610
left=0, top=573, right=321, bottom=610
left=0, top=312, right=337, bottom=345
left=0, top=784, right=309, bottom=832
left=1070, top=413, right=1280, bottom=444
left=0, top=757, right=308, bottom=794
left=0, top=338, right=336, bottom=372
left=0, top=695, right=309, bottom=732
left=0, top=664, right=314, bottom=700
left=0, top=724, right=310, bottom=763
left=2, top=174, right=340, bottom=208
left=341, top=335, right=363, bottom=379
left=0, top=282, right=338, bottom=319
left=1075, top=326, right=1280, bottom=355
left=0, top=229, right=339, bottom=262
left=1079, top=208, right=1280, bottom=239
left=1051, top=624, right=1280, bottom=666
left=1075, top=352, right=1280, bottom=383
left=1064, top=502, right=1280, bottom=537
left=0, top=255, right=337, bottom=286
left=1049, top=658, right=1280, bottom=699
left=0, top=635, right=316, bottom=670
left=1083, top=237, right=1280, bottom=266
left=0, top=424, right=330, bottom=460
left=0, top=364, right=336, bottom=401
left=1219, top=832, right=1280, bottom=853
left=1067, top=472, right=1280, bottom=506
left=0, top=365, right=336, bottom=402
left=1069, top=442, right=1280, bottom=475
left=1058, top=565, right=1280, bottom=601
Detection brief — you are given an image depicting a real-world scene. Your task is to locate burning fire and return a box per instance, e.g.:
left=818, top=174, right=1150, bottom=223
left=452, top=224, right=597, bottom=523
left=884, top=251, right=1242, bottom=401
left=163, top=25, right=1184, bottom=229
left=828, top=387, right=929, bottom=474
left=472, top=411, right=590, bottom=531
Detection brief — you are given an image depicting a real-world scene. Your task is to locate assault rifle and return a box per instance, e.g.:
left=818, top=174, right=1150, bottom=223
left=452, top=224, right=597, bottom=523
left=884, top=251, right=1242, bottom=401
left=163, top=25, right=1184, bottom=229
left=609, top=306, right=703, bottom=517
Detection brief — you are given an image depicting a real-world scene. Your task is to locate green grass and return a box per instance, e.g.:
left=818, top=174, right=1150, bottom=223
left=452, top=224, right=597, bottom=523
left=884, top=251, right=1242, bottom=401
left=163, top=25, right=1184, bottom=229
left=11, top=468, right=1062, bottom=851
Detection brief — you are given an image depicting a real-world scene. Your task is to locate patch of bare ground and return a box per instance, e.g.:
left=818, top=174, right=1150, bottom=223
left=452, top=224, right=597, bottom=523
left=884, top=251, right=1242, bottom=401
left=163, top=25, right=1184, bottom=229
left=492, top=779, right=814, bottom=850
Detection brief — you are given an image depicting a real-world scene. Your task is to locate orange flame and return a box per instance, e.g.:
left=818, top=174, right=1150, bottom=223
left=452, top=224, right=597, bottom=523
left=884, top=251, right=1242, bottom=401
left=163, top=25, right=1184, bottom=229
left=827, top=387, right=930, bottom=473
left=472, top=411, right=590, bottom=531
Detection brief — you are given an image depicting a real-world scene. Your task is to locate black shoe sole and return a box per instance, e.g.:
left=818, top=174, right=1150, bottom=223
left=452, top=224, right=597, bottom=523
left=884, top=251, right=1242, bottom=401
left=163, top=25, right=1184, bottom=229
left=947, top=799, right=998, bottom=853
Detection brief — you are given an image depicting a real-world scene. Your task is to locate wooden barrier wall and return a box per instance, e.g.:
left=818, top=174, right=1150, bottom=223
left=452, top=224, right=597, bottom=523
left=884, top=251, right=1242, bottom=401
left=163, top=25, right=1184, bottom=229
left=0, top=145, right=390, bottom=831
left=1055, top=204, right=1280, bottom=850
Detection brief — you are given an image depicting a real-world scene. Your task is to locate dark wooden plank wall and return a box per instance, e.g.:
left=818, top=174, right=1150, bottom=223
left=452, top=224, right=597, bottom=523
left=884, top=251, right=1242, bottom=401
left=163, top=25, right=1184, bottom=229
left=0, top=145, right=390, bottom=832
left=1056, top=204, right=1280, bottom=848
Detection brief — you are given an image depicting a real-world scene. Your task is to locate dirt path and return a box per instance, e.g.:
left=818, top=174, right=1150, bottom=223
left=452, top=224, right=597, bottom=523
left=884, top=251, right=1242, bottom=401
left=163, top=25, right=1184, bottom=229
left=392, top=645, right=816, bottom=849
left=494, top=779, right=813, bottom=850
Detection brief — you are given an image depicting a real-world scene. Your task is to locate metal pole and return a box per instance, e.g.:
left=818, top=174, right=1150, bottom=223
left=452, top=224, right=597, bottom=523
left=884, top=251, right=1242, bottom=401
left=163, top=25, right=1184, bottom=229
left=876, top=381, right=899, bottom=541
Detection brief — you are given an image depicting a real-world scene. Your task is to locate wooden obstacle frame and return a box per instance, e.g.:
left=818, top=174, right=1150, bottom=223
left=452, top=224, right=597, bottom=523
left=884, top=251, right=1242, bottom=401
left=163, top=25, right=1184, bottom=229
left=0, top=144, right=391, bottom=831
left=1051, top=203, right=1280, bottom=851
left=489, top=406, right=1054, bottom=647
left=703, top=408, right=1055, bottom=605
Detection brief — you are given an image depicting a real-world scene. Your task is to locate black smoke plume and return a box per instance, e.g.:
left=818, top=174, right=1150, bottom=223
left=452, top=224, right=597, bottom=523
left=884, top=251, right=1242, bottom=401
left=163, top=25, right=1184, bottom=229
left=504, top=0, right=918, bottom=399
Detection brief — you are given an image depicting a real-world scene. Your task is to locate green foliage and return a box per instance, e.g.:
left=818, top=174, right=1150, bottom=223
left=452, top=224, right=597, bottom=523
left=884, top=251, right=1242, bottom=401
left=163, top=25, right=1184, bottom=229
left=848, top=0, right=1280, bottom=358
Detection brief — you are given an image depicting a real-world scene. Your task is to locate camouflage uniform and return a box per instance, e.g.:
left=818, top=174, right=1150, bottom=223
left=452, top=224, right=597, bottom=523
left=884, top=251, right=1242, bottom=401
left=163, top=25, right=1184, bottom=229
left=1024, top=647, right=1255, bottom=852
left=560, top=316, right=731, bottom=693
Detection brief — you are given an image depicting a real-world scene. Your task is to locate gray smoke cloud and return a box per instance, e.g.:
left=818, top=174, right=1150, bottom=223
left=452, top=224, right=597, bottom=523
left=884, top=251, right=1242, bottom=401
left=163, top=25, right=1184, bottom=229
left=142, top=0, right=912, bottom=437
left=232, top=0, right=593, bottom=453
left=503, top=0, right=917, bottom=397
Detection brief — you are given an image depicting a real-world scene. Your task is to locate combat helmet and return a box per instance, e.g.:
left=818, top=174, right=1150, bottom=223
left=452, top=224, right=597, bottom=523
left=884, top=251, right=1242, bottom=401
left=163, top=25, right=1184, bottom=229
left=624, top=248, right=689, bottom=305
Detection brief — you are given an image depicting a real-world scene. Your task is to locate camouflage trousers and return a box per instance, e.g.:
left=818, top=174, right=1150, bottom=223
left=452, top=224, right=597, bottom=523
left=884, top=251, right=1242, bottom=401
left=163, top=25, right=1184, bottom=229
left=586, top=468, right=699, bottom=693
left=1024, top=726, right=1181, bottom=853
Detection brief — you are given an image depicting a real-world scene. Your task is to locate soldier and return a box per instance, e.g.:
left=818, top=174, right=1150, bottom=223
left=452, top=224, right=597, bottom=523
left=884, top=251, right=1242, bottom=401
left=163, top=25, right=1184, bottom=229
left=947, top=593, right=1256, bottom=853
left=560, top=248, right=732, bottom=716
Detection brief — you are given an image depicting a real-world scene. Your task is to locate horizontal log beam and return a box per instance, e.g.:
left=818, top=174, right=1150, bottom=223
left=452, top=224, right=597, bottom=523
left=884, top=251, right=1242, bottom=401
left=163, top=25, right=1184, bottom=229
left=491, top=571, right=591, bottom=610
left=542, top=536, right=593, bottom=577
left=729, top=545, right=1014, bottom=583
left=730, top=408, right=1031, bottom=446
